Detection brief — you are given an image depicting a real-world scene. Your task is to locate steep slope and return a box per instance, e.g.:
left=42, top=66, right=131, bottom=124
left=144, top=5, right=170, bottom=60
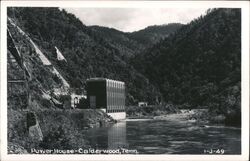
left=133, top=9, right=241, bottom=125
left=7, top=7, right=161, bottom=105
left=7, top=17, right=70, bottom=110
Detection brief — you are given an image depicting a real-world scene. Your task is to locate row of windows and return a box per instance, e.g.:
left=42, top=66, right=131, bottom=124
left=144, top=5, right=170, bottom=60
left=107, top=106, right=125, bottom=113
left=107, top=92, right=125, bottom=97
left=107, top=108, right=125, bottom=113
left=107, top=105, right=125, bottom=109
left=107, top=97, right=125, bottom=106
left=106, top=88, right=125, bottom=95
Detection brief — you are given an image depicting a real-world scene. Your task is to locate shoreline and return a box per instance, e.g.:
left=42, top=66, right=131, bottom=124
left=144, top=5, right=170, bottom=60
left=126, top=109, right=241, bottom=128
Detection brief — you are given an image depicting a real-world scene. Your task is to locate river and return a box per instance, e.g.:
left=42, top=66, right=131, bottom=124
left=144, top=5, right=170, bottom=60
left=84, top=111, right=241, bottom=154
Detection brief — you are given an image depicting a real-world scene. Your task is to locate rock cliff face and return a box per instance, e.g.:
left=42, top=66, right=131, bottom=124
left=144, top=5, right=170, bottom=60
left=8, top=17, right=69, bottom=111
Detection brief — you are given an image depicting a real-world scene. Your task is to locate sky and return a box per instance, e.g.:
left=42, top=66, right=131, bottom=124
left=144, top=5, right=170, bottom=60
left=64, top=8, right=209, bottom=32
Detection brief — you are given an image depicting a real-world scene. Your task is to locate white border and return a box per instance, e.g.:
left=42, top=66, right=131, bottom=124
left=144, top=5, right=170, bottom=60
left=0, top=1, right=249, bottom=161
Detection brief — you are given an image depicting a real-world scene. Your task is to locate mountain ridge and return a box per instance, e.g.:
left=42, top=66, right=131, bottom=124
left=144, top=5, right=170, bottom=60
left=8, top=7, right=180, bottom=105
left=7, top=8, right=241, bottom=126
left=132, top=8, right=241, bottom=125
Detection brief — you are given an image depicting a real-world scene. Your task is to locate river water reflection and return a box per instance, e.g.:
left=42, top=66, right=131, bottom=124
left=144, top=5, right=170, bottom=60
left=85, top=117, right=241, bottom=154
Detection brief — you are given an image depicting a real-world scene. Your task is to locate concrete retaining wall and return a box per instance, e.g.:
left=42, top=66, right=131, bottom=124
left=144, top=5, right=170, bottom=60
left=107, top=112, right=126, bottom=120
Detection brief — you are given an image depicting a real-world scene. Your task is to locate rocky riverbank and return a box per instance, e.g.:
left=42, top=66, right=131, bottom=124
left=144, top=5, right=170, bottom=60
left=153, top=109, right=209, bottom=123
left=8, top=109, right=115, bottom=154
left=126, top=104, right=180, bottom=119
left=153, top=108, right=239, bottom=127
left=127, top=107, right=236, bottom=127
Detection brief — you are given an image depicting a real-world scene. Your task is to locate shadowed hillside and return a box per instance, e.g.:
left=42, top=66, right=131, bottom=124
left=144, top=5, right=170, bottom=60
left=8, top=7, right=176, bottom=105
left=7, top=8, right=241, bottom=125
left=132, top=8, right=241, bottom=126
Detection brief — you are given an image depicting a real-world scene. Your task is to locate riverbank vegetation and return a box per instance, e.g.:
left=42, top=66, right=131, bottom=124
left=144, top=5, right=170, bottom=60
left=126, top=104, right=179, bottom=119
left=8, top=109, right=115, bottom=154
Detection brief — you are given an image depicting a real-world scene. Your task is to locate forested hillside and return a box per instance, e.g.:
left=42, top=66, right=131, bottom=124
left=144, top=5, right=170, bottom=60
left=8, top=7, right=178, bottom=104
left=7, top=8, right=241, bottom=125
left=90, top=23, right=182, bottom=58
left=128, top=23, right=182, bottom=47
left=89, top=26, right=144, bottom=58
left=133, top=8, right=241, bottom=125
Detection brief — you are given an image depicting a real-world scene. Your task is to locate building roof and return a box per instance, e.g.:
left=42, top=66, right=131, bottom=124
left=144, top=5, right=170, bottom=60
left=86, top=78, right=124, bottom=84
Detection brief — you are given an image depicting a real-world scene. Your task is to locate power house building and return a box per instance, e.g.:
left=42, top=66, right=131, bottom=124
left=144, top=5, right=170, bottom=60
left=86, top=78, right=126, bottom=120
